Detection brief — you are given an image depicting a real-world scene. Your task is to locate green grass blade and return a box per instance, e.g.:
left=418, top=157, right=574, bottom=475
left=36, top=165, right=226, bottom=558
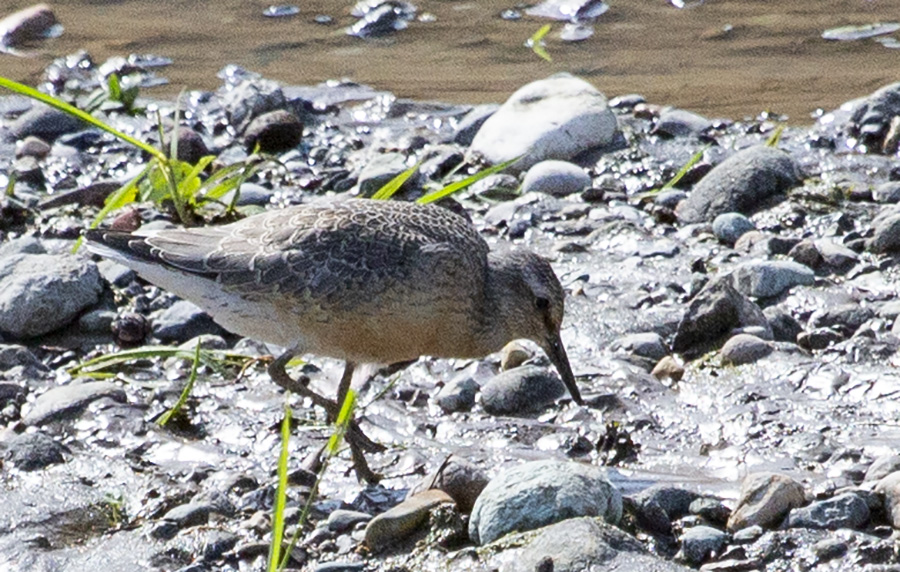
left=268, top=402, right=292, bottom=572
left=277, top=389, right=358, bottom=571
left=528, top=24, right=553, bottom=62
left=660, top=144, right=709, bottom=190
left=67, top=345, right=252, bottom=377
left=765, top=125, right=784, bottom=148
left=370, top=161, right=422, bottom=200
left=156, top=342, right=201, bottom=427
left=416, top=156, right=521, bottom=204
left=0, top=76, right=166, bottom=162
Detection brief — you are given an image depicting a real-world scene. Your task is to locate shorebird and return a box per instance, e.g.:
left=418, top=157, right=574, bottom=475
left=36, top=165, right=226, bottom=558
left=85, top=198, right=582, bottom=482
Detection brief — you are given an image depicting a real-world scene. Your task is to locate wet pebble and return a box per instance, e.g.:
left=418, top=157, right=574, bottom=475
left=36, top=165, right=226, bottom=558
left=479, top=365, right=566, bottom=415
left=720, top=333, right=772, bottom=365
left=15, top=135, right=51, bottom=159
left=813, top=239, right=859, bottom=272
left=867, top=211, right=900, bottom=253
left=164, top=127, right=209, bottom=165
left=865, top=454, right=900, bottom=482
left=609, top=332, right=668, bottom=361
left=152, top=300, right=226, bottom=344
left=243, top=109, right=303, bottom=153
left=675, top=146, right=800, bottom=223
left=2, top=430, right=66, bottom=470
left=0, top=343, right=47, bottom=373
left=0, top=4, right=60, bottom=49
left=23, top=381, right=126, bottom=425
left=672, top=277, right=771, bottom=353
left=676, top=525, right=727, bottom=565
left=469, top=459, right=622, bottom=545
left=77, top=308, right=116, bottom=334
left=652, top=108, right=712, bottom=138
left=731, top=260, right=815, bottom=299
left=365, top=489, right=455, bottom=552
left=97, top=259, right=135, bottom=287
left=433, top=375, right=478, bottom=413
left=486, top=516, right=691, bottom=572
left=632, top=485, right=700, bottom=523
left=651, top=355, right=685, bottom=382
left=406, top=456, right=489, bottom=513
left=872, top=181, right=900, bottom=203
left=712, top=212, right=756, bottom=246
left=313, top=563, right=365, bottom=572
left=468, top=74, right=618, bottom=172
left=783, top=492, right=869, bottom=530
left=763, top=307, right=803, bottom=343
left=326, top=509, right=372, bottom=533
left=808, top=303, right=874, bottom=336
left=0, top=253, right=102, bottom=339
left=7, top=104, right=86, bottom=143
left=875, top=471, right=900, bottom=527
left=357, top=152, right=415, bottom=196
left=521, top=160, right=591, bottom=197
left=727, top=472, right=806, bottom=531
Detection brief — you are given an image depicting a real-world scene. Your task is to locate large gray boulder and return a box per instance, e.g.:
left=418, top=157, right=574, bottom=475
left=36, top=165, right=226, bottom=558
left=676, top=145, right=800, bottom=223
left=467, top=74, right=618, bottom=172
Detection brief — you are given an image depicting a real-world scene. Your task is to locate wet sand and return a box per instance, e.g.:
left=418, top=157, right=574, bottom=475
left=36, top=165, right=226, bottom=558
left=2, top=0, right=899, bottom=122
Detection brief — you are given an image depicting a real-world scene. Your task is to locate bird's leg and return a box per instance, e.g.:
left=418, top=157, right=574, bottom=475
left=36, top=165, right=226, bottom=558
left=268, top=351, right=338, bottom=418
left=268, top=352, right=382, bottom=483
left=334, top=361, right=356, bottom=420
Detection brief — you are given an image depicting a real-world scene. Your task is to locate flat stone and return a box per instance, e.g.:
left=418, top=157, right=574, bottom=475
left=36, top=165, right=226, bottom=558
left=23, top=381, right=126, bottom=426
left=783, top=492, right=869, bottom=530
left=365, top=489, right=455, bottom=552
left=406, top=455, right=489, bottom=513
left=434, top=376, right=479, bottom=413
left=3, top=431, right=66, bottom=470
left=326, top=509, right=372, bottom=533
left=469, top=460, right=622, bottom=545
left=677, top=525, right=727, bottom=566
left=731, top=260, right=815, bottom=299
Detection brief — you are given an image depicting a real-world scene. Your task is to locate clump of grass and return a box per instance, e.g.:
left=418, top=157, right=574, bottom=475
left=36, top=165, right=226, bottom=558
left=68, top=345, right=255, bottom=379
left=0, top=76, right=271, bottom=241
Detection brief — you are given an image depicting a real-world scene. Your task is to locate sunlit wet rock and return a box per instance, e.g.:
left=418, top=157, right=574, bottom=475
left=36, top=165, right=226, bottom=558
left=469, top=460, right=622, bottom=545
left=731, top=260, right=814, bottom=299
left=2, top=431, right=66, bottom=470
left=0, top=253, right=102, bottom=339
left=406, top=456, right=489, bottom=514
left=521, top=160, right=591, bottom=197
left=675, top=525, right=727, bottom=566
left=23, top=381, right=126, bottom=426
left=783, top=492, right=870, bottom=530
left=365, top=489, right=456, bottom=552
left=727, top=472, right=806, bottom=531
left=720, top=333, right=772, bottom=365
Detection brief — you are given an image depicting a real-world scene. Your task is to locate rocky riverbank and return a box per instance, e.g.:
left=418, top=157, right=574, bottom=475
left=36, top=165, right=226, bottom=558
left=2, top=53, right=900, bottom=571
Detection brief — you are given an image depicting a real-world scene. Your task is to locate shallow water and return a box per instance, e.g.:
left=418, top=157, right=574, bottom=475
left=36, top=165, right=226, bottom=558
left=3, top=0, right=900, bottom=122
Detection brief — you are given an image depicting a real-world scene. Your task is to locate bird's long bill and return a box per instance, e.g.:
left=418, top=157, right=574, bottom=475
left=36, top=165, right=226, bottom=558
left=544, top=332, right=583, bottom=405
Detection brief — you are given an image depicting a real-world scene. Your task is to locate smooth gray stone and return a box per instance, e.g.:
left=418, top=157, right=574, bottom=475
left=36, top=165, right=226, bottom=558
left=731, top=260, right=815, bottom=298
left=484, top=517, right=692, bottom=572
left=677, top=525, right=727, bottom=565
left=676, top=145, right=800, bottom=223
left=521, top=160, right=591, bottom=197
left=469, top=460, right=622, bottom=545
left=479, top=365, right=566, bottom=415
left=468, top=73, right=618, bottom=172
left=4, top=431, right=66, bottom=470
left=23, top=381, right=126, bottom=426
left=784, top=492, right=870, bottom=530
left=712, top=212, right=756, bottom=245
left=0, top=253, right=103, bottom=338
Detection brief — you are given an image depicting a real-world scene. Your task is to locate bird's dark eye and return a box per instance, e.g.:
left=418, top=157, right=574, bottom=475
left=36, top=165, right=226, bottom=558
left=535, top=297, right=550, bottom=311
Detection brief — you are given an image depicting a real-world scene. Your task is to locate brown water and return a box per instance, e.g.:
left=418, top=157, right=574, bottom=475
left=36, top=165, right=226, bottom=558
left=2, top=0, right=899, bottom=122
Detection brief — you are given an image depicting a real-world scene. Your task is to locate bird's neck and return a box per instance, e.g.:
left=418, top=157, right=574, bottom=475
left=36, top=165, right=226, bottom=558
left=474, top=256, right=523, bottom=354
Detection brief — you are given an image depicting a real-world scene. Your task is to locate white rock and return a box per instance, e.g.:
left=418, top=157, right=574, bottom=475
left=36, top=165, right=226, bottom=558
left=467, top=74, right=618, bottom=172
left=521, top=160, right=591, bottom=196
